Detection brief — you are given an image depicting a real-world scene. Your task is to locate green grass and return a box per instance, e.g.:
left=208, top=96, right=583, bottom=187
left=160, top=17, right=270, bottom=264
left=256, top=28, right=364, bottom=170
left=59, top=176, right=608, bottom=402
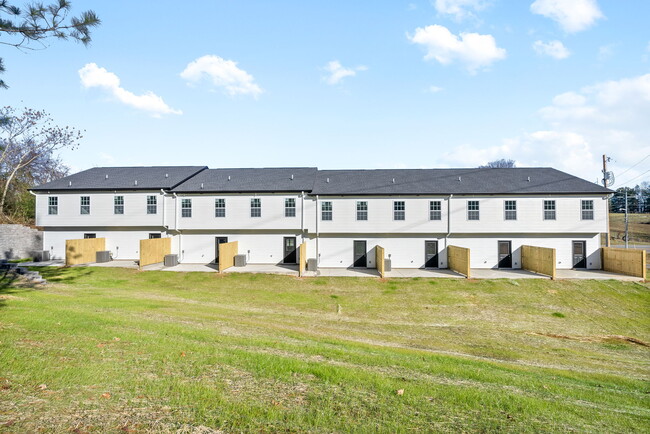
left=1, top=268, right=649, bottom=432
left=7, top=258, right=33, bottom=263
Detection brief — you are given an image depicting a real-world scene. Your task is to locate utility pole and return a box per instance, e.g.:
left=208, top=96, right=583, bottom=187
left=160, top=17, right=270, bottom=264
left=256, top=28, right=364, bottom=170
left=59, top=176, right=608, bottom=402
left=625, top=193, right=629, bottom=249
left=603, top=154, right=611, bottom=247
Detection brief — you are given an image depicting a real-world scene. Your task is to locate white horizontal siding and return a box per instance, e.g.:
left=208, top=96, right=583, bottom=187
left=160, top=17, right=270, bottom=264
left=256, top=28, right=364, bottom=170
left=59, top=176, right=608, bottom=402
left=318, top=235, right=448, bottom=269
left=36, top=192, right=166, bottom=228
left=174, top=193, right=307, bottom=231
left=316, top=196, right=449, bottom=234
left=178, top=232, right=304, bottom=264
left=448, top=234, right=601, bottom=270
left=43, top=229, right=166, bottom=260
left=450, top=195, right=608, bottom=234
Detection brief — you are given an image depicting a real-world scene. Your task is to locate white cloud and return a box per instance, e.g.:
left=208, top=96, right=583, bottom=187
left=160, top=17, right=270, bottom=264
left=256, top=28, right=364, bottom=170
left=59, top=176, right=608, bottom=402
left=180, top=55, right=263, bottom=97
left=408, top=25, right=506, bottom=73
left=428, top=85, right=444, bottom=93
left=530, top=0, right=604, bottom=33
left=598, top=44, right=615, bottom=61
left=79, top=63, right=182, bottom=117
left=440, top=74, right=650, bottom=184
left=322, top=61, right=367, bottom=85
left=533, top=40, right=571, bottom=59
left=434, top=0, right=490, bottom=20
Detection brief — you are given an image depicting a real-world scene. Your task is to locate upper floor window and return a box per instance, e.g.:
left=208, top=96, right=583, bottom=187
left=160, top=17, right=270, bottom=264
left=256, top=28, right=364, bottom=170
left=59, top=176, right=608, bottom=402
left=581, top=200, right=594, bottom=220
left=48, top=196, right=58, bottom=215
left=114, top=196, right=124, bottom=215
left=251, top=198, right=261, bottom=218
left=429, top=201, right=441, bottom=221
left=80, top=196, right=90, bottom=215
left=147, top=195, right=157, bottom=214
left=467, top=200, right=479, bottom=220
left=149, top=233, right=161, bottom=239
left=285, top=198, right=296, bottom=217
left=393, top=201, right=405, bottom=221
left=215, top=199, right=226, bottom=217
left=181, top=198, right=192, bottom=218
left=504, top=200, right=517, bottom=220
left=83, top=233, right=96, bottom=239
left=321, top=201, right=332, bottom=221
left=544, top=200, right=556, bottom=220
left=356, top=201, right=368, bottom=221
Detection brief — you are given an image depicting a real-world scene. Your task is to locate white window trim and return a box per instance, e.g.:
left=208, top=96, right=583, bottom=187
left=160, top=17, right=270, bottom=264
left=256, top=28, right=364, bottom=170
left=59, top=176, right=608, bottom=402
left=393, top=200, right=406, bottom=221
left=467, top=200, right=479, bottom=221
left=504, top=200, right=517, bottom=221
left=321, top=201, right=333, bottom=221
left=356, top=201, right=368, bottom=221
left=543, top=200, right=556, bottom=221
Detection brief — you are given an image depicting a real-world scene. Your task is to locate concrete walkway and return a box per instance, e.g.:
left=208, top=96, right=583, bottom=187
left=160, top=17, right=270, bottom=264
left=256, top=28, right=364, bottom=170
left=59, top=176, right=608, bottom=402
left=223, top=264, right=299, bottom=276
left=386, top=268, right=464, bottom=279
left=556, top=269, right=643, bottom=281
left=470, top=269, right=548, bottom=279
left=310, top=268, right=381, bottom=277
left=161, top=263, right=218, bottom=272
left=16, top=259, right=64, bottom=267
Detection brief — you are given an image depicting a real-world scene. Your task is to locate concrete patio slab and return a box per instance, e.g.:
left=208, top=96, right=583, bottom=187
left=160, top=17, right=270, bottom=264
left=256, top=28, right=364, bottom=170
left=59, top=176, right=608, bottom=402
left=470, top=269, right=548, bottom=279
left=17, top=260, right=64, bottom=267
left=223, top=264, right=298, bottom=276
left=556, top=269, right=643, bottom=281
left=310, top=268, right=381, bottom=278
left=386, top=268, right=464, bottom=279
left=81, top=260, right=140, bottom=269
left=161, top=263, right=218, bottom=272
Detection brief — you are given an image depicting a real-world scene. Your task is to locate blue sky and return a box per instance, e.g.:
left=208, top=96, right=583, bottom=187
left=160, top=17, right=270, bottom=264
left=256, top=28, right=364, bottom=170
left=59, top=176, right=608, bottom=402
left=2, top=0, right=649, bottom=186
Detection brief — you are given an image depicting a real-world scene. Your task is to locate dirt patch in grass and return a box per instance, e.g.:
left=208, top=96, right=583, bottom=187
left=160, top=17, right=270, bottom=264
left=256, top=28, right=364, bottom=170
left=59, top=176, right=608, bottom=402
left=529, top=332, right=650, bottom=347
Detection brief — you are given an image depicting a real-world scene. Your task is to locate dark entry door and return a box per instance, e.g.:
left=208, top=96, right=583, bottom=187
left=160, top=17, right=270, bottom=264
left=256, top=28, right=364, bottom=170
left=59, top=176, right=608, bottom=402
left=572, top=241, right=586, bottom=268
left=353, top=240, right=367, bottom=268
left=214, top=237, right=228, bottom=263
left=425, top=241, right=439, bottom=268
left=498, top=241, right=512, bottom=268
left=283, top=237, right=297, bottom=264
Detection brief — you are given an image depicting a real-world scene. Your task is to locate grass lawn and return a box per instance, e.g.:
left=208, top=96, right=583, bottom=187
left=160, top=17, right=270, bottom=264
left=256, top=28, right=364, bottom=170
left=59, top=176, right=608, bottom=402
left=1, top=268, right=649, bottom=432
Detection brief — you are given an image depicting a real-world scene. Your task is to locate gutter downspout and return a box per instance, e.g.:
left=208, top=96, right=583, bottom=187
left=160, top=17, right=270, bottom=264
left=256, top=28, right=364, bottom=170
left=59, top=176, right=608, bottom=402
left=160, top=189, right=167, bottom=231
left=300, top=191, right=305, bottom=242
left=445, top=194, right=453, bottom=267
left=315, top=195, right=320, bottom=266
left=172, top=192, right=182, bottom=262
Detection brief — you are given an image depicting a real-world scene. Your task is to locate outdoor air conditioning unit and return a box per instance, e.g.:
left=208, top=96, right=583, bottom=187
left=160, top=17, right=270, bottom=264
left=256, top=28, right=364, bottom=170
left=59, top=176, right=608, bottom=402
left=234, top=254, right=247, bottom=267
left=96, top=251, right=111, bottom=263
left=384, top=259, right=392, bottom=272
left=307, top=258, right=318, bottom=271
left=164, top=254, right=179, bottom=267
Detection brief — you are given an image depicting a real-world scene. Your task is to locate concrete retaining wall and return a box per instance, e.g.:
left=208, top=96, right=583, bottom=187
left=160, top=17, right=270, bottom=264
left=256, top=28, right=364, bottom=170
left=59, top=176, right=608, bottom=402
left=0, top=224, right=43, bottom=260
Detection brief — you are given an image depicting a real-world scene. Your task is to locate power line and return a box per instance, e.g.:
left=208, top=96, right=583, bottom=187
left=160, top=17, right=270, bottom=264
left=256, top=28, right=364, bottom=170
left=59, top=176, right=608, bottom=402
left=616, top=154, right=650, bottom=178
left=618, top=168, right=650, bottom=186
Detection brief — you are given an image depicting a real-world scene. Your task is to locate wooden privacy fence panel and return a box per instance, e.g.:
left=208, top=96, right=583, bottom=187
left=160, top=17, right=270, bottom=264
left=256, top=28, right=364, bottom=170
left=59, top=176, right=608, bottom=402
left=521, top=245, right=556, bottom=279
left=299, top=242, right=306, bottom=277
left=376, top=245, right=385, bottom=278
left=139, top=237, right=171, bottom=269
left=602, top=247, right=646, bottom=279
left=448, top=245, right=470, bottom=278
left=65, top=238, right=106, bottom=266
left=218, top=241, right=239, bottom=273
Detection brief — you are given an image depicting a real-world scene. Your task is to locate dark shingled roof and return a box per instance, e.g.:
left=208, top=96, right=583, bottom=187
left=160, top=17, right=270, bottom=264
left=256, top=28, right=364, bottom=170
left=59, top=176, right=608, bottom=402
left=311, top=168, right=612, bottom=195
left=32, top=166, right=207, bottom=191
left=171, top=168, right=318, bottom=192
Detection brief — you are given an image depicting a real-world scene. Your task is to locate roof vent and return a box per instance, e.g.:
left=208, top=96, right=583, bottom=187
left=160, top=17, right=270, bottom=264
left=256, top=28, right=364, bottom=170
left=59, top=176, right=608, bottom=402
left=200, top=183, right=204, bottom=189
left=527, top=176, right=531, bottom=182
left=458, top=176, right=462, bottom=182
left=68, top=181, right=72, bottom=187
left=291, top=174, right=294, bottom=180
left=134, top=180, right=138, bottom=186
left=165, top=173, right=169, bottom=178
left=228, top=175, right=231, bottom=181
left=392, top=178, right=395, bottom=184
left=105, top=174, right=108, bottom=180
left=326, top=177, right=330, bottom=183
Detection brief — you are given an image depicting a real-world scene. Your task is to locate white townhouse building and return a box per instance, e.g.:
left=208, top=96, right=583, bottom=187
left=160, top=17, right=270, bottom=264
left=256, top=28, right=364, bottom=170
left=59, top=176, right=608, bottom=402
left=32, top=166, right=611, bottom=271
